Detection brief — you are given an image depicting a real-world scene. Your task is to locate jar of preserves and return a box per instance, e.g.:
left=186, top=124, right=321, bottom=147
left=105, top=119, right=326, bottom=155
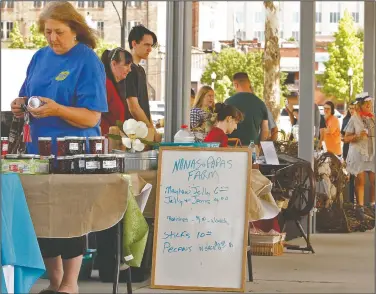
left=20, top=154, right=36, bottom=160
left=57, top=137, right=66, bottom=156
left=38, top=137, right=52, bottom=156
left=78, top=137, right=87, bottom=154
left=56, top=156, right=74, bottom=174
left=1, top=137, right=9, bottom=156
left=65, top=136, right=82, bottom=155
left=88, top=136, right=104, bottom=154
left=98, top=154, right=118, bottom=174
left=41, top=155, right=55, bottom=174
left=85, top=154, right=98, bottom=174
left=73, top=154, right=86, bottom=174
left=5, top=154, right=19, bottom=159
left=116, top=154, right=126, bottom=173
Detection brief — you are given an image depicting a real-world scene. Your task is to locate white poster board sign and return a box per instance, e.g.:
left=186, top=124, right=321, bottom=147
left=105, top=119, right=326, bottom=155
left=151, top=147, right=251, bottom=292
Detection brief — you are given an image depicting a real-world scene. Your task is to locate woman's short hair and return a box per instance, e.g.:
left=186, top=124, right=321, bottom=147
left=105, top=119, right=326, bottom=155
left=38, top=1, right=98, bottom=49
left=193, top=86, right=213, bottom=108
left=101, top=48, right=133, bottom=81
left=214, top=103, right=244, bottom=122
left=324, top=101, right=335, bottom=115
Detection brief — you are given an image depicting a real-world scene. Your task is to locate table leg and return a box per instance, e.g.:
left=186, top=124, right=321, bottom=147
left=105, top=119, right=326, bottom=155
left=112, top=222, right=121, bottom=294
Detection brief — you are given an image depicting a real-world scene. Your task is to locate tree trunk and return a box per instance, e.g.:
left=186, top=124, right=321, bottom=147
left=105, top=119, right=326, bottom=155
left=263, top=1, right=281, bottom=122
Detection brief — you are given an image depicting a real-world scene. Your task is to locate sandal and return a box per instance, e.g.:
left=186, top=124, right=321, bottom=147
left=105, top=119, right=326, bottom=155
left=39, top=290, right=56, bottom=294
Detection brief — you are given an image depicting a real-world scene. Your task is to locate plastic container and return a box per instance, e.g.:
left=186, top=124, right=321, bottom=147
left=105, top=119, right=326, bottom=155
left=38, top=137, right=52, bottom=156
left=173, top=124, right=195, bottom=143
left=28, top=96, right=44, bottom=109
left=73, top=154, right=86, bottom=174
left=78, top=137, right=87, bottom=154
left=98, top=154, right=118, bottom=174
left=56, top=156, right=73, bottom=174
left=248, top=140, right=257, bottom=163
left=88, top=136, right=104, bottom=154
left=57, top=137, right=66, bottom=156
left=65, top=136, right=83, bottom=155
left=1, top=137, right=9, bottom=156
left=85, top=154, right=99, bottom=174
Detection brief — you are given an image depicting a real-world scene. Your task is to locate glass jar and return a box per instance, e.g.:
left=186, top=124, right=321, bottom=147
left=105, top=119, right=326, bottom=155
left=1, top=137, right=9, bottom=156
left=65, top=136, right=82, bottom=155
left=20, top=154, right=36, bottom=160
left=73, top=154, right=86, bottom=174
left=57, top=137, right=66, bottom=156
left=41, top=155, right=55, bottom=174
left=116, top=154, right=126, bottom=173
left=78, top=137, right=87, bottom=154
left=38, top=137, right=52, bottom=156
left=88, top=136, right=104, bottom=154
left=56, top=156, right=73, bottom=174
left=98, top=154, right=118, bottom=174
left=85, top=154, right=99, bottom=174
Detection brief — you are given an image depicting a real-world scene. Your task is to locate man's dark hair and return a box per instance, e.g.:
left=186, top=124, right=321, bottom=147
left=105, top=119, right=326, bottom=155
left=324, top=101, right=335, bottom=115
left=232, top=72, right=250, bottom=82
left=128, top=25, right=158, bottom=49
left=191, top=88, right=195, bottom=97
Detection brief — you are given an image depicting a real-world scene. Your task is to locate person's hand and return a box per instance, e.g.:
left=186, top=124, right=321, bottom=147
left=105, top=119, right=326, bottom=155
left=27, top=97, right=60, bottom=119
left=10, top=97, right=27, bottom=118
left=359, top=130, right=368, bottom=139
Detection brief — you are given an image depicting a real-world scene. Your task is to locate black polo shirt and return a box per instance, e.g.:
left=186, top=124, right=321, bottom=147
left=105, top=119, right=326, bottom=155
left=118, top=63, right=151, bottom=121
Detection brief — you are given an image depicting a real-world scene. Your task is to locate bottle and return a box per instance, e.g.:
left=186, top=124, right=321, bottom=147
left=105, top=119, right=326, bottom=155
left=174, top=125, right=195, bottom=143
left=248, top=140, right=257, bottom=163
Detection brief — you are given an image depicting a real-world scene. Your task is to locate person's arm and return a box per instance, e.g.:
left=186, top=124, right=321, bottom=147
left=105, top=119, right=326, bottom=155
left=126, top=97, right=153, bottom=128
left=260, top=120, right=269, bottom=141
left=285, top=106, right=295, bottom=125
left=270, top=127, right=278, bottom=141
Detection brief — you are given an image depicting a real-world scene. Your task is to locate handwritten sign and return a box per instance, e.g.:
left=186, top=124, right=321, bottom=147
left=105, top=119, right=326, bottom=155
left=151, top=147, right=251, bottom=292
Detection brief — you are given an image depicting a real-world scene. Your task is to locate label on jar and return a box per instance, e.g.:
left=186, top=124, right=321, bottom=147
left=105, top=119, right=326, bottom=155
left=79, top=160, right=85, bottom=168
left=69, top=143, right=79, bottom=151
left=2, top=143, right=8, bottom=151
left=96, top=142, right=103, bottom=151
left=86, top=161, right=98, bottom=170
left=103, top=160, right=116, bottom=169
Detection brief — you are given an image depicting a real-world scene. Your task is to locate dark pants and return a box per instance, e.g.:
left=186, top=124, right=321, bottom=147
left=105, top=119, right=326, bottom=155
left=38, top=236, right=86, bottom=260
left=349, top=174, right=355, bottom=203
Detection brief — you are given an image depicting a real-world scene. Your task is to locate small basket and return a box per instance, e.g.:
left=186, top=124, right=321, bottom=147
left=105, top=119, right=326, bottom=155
left=249, top=231, right=286, bottom=256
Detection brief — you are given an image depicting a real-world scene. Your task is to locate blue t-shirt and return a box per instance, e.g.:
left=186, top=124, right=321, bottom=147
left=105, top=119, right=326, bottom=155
left=19, top=43, right=108, bottom=155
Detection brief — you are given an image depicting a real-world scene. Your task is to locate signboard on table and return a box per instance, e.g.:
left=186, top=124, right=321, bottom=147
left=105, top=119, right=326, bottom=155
left=151, top=147, right=251, bottom=292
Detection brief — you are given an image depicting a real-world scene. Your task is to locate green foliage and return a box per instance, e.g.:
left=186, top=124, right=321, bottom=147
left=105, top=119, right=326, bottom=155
left=27, top=23, right=48, bottom=49
left=94, top=38, right=118, bottom=58
left=318, top=10, right=363, bottom=103
left=9, top=22, right=26, bottom=49
left=356, top=29, right=364, bottom=42
left=201, top=48, right=289, bottom=102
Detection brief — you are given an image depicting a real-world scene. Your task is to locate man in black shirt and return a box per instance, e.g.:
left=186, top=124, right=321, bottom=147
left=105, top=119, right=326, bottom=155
left=119, top=25, right=161, bottom=141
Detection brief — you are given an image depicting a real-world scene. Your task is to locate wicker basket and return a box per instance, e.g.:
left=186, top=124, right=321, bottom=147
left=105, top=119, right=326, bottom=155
left=250, top=233, right=286, bottom=256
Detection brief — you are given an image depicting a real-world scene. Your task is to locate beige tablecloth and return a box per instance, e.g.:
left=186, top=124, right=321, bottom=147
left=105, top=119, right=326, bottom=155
left=20, top=174, right=130, bottom=238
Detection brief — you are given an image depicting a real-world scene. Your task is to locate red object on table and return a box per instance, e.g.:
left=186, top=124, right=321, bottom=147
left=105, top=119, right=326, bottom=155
left=252, top=216, right=281, bottom=233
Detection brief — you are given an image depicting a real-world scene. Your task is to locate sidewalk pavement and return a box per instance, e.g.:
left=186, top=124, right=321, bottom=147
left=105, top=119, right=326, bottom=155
left=32, top=231, right=374, bottom=293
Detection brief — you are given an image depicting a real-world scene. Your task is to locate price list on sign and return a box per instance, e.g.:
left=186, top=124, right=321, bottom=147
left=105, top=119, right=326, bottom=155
left=151, top=147, right=251, bottom=292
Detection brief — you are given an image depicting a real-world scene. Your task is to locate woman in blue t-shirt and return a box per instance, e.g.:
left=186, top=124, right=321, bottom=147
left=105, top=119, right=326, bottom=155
left=10, top=2, right=108, bottom=294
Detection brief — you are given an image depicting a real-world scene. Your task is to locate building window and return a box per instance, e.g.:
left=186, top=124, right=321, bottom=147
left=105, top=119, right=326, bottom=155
left=97, top=21, right=104, bottom=38
left=1, top=1, right=14, bottom=9
left=316, top=12, right=322, bottom=23
left=330, top=12, right=340, bottom=23
left=254, top=31, right=264, bottom=42
left=293, top=12, right=299, bottom=23
left=280, top=31, right=284, bottom=39
left=254, top=12, right=264, bottom=23
left=77, top=1, right=85, bottom=8
left=352, top=12, right=359, bottom=23
left=130, top=1, right=141, bottom=8
left=88, top=1, right=95, bottom=8
left=236, top=30, right=246, bottom=40
left=127, top=21, right=141, bottom=36
left=292, top=31, right=299, bottom=41
left=316, top=31, right=322, bottom=36
left=98, top=1, right=104, bottom=8
left=33, top=1, right=45, bottom=8
left=1, top=21, right=14, bottom=40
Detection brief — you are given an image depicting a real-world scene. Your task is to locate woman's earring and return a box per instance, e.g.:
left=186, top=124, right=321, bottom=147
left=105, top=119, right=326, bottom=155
left=74, top=36, right=77, bottom=41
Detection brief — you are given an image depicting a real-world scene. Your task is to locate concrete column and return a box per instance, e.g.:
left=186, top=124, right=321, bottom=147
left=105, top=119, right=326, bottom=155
left=164, top=2, right=192, bottom=142
left=363, top=1, right=375, bottom=97
left=298, top=1, right=315, bottom=166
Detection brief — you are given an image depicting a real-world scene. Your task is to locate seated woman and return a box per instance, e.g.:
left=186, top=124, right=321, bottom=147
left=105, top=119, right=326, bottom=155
left=190, top=86, right=215, bottom=142
left=204, top=103, right=280, bottom=229
left=100, top=47, right=133, bottom=135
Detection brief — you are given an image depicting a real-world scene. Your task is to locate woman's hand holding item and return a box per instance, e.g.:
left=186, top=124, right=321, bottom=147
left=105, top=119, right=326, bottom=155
left=27, top=97, right=59, bottom=118
left=11, top=97, right=27, bottom=118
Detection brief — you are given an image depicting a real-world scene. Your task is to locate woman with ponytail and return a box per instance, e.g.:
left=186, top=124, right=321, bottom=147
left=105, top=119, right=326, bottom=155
left=204, top=103, right=244, bottom=147
left=100, top=48, right=133, bottom=135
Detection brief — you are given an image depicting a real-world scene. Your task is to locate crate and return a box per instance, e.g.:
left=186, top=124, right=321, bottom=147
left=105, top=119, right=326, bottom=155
left=250, top=232, right=286, bottom=256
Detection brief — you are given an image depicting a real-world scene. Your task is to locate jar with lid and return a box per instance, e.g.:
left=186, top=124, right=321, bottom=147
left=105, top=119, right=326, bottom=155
left=73, top=154, right=86, bottom=174
left=78, top=137, right=87, bottom=154
left=57, top=137, right=66, bottom=156
left=98, top=154, right=118, bottom=174
left=88, top=136, right=104, bottom=154
left=65, top=136, right=83, bottom=155
left=85, top=154, right=98, bottom=174
left=116, top=154, right=126, bottom=173
left=20, top=154, right=36, bottom=160
left=5, top=154, right=19, bottom=160
left=56, top=156, right=74, bottom=174
left=41, top=155, right=55, bottom=174
left=38, top=137, right=52, bottom=156
left=1, top=137, right=9, bottom=156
